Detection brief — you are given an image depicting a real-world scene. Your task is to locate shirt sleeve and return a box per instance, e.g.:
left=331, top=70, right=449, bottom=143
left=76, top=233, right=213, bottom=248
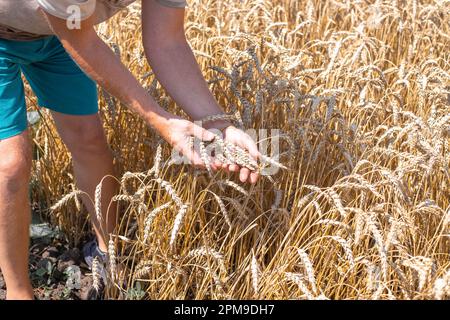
left=156, top=0, right=188, bottom=8
left=36, top=0, right=96, bottom=20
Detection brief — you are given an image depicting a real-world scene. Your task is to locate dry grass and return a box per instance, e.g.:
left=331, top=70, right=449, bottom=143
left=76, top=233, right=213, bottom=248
left=29, top=0, right=449, bottom=300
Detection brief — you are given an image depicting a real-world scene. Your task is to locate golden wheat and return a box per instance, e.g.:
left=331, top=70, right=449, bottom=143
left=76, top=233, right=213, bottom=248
left=36, top=0, right=449, bottom=300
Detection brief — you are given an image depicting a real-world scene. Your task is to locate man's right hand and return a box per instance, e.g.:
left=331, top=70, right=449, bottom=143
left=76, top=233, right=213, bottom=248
left=160, top=117, right=222, bottom=170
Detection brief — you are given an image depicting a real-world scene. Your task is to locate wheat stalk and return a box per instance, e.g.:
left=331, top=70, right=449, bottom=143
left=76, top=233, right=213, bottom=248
left=170, top=204, right=189, bottom=249
left=94, top=181, right=103, bottom=223
left=143, top=202, right=172, bottom=242
left=251, top=250, right=260, bottom=295
left=297, top=248, right=318, bottom=294
left=92, top=256, right=101, bottom=292
left=108, top=237, right=117, bottom=281
left=285, top=272, right=314, bottom=300
left=50, top=190, right=84, bottom=212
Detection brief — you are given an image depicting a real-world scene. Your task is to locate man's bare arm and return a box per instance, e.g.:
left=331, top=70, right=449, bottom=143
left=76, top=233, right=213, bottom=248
left=40, top=9, right=215, bottom=167
left=142, top=2, right=260, bottom=183
left=142, top=1, right=232, bottom=130
left=42, top=12, right=171, bottom=132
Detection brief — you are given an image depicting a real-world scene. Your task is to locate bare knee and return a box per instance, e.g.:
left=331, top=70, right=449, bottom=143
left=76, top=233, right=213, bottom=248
left=62, top=122, right=111, bottom=160
left=0, top=142, right=32, bottom=195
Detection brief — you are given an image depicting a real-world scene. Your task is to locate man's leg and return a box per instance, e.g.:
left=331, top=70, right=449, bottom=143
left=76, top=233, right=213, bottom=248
left=17, top=35, right=116, bottom=252
left=51, top=111, right=117, bottom=252
left=0, top=131, right=33, bottom=300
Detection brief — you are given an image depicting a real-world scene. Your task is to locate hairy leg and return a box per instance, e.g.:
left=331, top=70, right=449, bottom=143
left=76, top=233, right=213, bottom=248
left=51, top=112, right=117, bottom=252
left=0, top=130, right=33, bottom=300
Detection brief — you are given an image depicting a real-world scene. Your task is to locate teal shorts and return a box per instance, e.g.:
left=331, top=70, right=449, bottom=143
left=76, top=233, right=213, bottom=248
left=0, top=36, right=98, bottom=140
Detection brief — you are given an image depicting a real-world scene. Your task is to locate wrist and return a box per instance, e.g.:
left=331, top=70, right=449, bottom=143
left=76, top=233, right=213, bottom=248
left=193, top=112, right=235, bottom=131
left=202, top=119, right=233, bottom=131
left=143, top=106, right=179, bottom=136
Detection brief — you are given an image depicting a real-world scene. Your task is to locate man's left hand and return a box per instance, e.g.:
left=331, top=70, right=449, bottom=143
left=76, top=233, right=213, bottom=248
left=216, top=125, right=260, bottom=184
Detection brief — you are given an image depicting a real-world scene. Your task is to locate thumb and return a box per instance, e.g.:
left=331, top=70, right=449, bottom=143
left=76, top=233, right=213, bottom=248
left=190, top=122, right=215, bottom=142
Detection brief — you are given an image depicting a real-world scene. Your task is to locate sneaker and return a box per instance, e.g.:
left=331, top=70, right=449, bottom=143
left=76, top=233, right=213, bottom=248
left=83, top=239, right=129, bottom=298
left=82, top=240, right=108, bottom=284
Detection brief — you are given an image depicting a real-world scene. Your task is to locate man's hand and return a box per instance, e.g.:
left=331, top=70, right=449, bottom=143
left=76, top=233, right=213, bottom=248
left=161, top=119, right=260, bottom=183
left=220, top=125, right=260, bottom=184
left=160, top=117, right=219, bottom=170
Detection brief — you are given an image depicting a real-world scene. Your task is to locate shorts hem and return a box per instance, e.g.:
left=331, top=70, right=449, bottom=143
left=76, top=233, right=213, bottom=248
left=0, top=123, right=28, bottom=140
left=38, top=100, right=99, bottom=116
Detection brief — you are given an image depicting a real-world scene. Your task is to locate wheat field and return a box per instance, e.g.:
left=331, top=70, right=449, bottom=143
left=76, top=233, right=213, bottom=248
left=28, top=0, right=449, bottom=300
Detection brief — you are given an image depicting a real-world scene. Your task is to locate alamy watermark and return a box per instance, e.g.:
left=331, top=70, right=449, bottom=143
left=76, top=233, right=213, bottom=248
left=66, top=5, right=82, bottom=30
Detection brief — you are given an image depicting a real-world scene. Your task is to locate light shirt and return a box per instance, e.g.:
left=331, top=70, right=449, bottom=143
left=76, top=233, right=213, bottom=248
left=0, top=0, right=187, bottom=40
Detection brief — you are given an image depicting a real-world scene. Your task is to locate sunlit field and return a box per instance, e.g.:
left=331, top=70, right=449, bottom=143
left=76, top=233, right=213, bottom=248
left=28, top=0, right=449, bottom=300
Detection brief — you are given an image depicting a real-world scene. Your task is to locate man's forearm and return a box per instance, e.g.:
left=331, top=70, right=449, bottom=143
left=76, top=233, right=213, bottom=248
left=144, top=39, right=231, bottom=129
left=57, top=29, right=174, bottom=133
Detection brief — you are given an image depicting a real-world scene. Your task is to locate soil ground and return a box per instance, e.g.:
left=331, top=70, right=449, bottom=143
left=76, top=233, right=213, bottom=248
left=0, top=212, right=98, bottom=300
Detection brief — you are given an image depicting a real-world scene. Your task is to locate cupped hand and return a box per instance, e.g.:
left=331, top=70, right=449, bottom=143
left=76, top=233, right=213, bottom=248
left=219, top=125, right=260, bottom=184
